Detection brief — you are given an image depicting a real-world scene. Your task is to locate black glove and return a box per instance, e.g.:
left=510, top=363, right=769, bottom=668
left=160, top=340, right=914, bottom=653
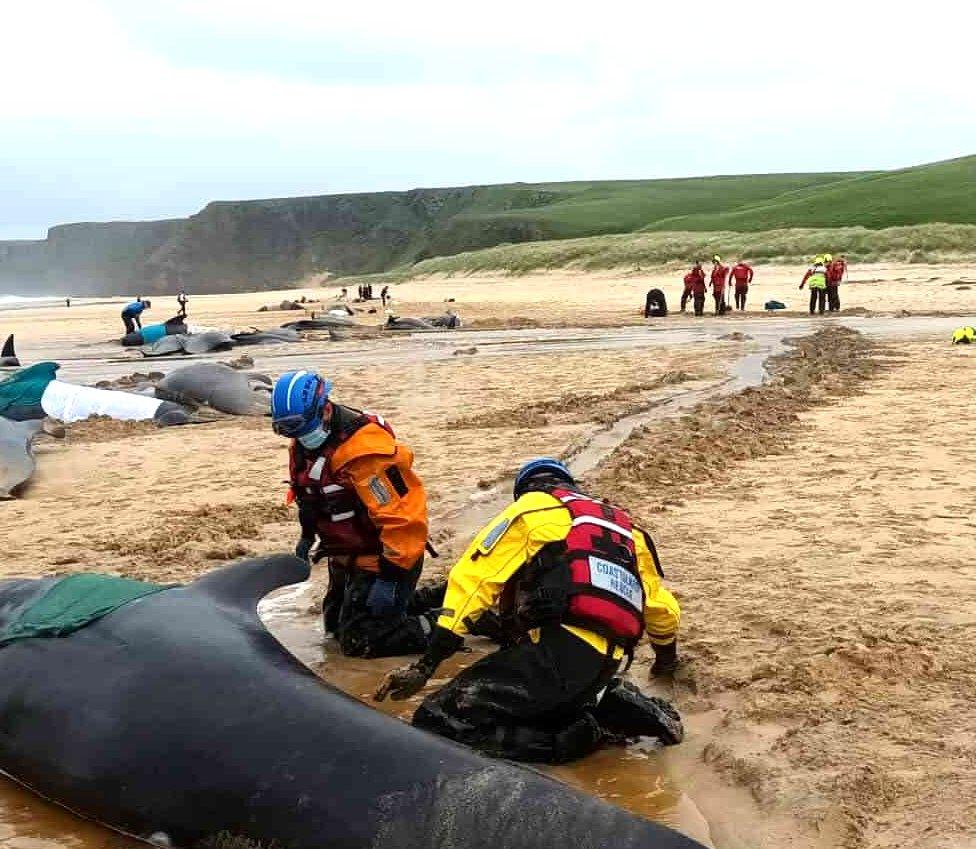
left=295, top=537, right=313, bottom=562
left=374, top=663, right=430, bottom=702
left=373, top=626, right=464, bottom=702
left=650, top=640, right=679, bottom=677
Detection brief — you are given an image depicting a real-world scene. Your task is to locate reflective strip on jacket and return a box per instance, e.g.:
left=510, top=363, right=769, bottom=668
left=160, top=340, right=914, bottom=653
left=290, top=417, right=428, bottom=572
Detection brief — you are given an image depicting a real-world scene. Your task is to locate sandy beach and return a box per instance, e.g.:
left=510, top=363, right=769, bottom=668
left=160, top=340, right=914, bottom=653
left=1, top=261, right=975, bottom=849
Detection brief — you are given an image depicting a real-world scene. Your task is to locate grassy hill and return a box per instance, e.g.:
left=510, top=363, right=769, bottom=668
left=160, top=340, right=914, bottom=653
left=642, top=156, right=976, bottom=233
left=1, top=156, right=973, bottom=294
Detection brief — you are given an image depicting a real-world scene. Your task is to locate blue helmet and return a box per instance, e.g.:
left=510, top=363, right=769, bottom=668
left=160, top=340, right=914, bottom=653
left=513, top=457, right=574, bottom=499
left=271, top=370, right=332, bottom=438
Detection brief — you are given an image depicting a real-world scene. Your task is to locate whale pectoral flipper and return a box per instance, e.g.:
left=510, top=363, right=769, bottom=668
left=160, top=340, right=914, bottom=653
left=190, top=555, right=310, bottom=612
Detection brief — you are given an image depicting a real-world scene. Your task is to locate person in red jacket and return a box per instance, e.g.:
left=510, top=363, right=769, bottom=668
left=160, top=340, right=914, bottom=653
left=826, top=254, right=847, bottom=312
left=681, top=261, right=705, bottom=312
left=691, top=267, right=707, bottom=316
left=731, top=260, right=754, bottom=310
left=709, top=256, right=730, bottom=315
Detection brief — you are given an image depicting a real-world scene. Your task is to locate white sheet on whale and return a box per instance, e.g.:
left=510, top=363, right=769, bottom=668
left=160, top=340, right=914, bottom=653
left=40, top=380, right=164, bottom=423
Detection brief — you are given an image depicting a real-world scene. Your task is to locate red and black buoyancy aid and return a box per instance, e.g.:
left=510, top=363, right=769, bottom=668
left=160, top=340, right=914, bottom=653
left=289, top=405, right=395, bottom=557
left=517, top=486, right=646, bottom=649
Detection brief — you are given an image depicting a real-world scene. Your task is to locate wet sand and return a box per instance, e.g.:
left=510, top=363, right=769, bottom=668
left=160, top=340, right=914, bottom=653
left=1, top=263, right=975, bottom=849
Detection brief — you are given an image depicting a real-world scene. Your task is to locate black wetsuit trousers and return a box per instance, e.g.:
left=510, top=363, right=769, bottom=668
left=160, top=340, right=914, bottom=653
left=735, top=289, right=747, bottom=310
left=826, top=285, right=840, bottom=311
left=693, top=294, right=705, bottom=316
left=809, top=288, right=827, bottom=314
left=122, top=312, right=136, bottom=334
left=413, top=625, right=620, bottom=764
left=322, top=559, right=430, bottom=658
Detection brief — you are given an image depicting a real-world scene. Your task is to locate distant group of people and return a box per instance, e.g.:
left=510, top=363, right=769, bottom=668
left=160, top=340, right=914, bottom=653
left=644, top=253, right=849, bottom=319
left=679, top=256, right=753, bottom=316
left=799, top=254, right=847, bottom=314
left=352, top=283, right=391, bottom=307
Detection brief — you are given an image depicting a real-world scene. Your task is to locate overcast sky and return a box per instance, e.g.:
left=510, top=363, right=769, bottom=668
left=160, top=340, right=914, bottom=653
left=2, top=0, right=973, bottom=240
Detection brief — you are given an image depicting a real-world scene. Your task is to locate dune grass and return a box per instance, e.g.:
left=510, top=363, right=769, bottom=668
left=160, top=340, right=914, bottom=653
left=394, top=223, right=976, bottom=277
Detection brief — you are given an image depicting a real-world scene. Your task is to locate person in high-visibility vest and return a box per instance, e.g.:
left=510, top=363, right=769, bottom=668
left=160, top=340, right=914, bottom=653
left=799, top=258, right=828, bottom=315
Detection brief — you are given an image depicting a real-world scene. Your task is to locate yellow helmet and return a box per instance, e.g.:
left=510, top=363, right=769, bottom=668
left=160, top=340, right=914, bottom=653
left=712, top=255, right=722, bottom=263
left=824, top=253, right=833, bottom=263
left=812, top=254, right=824, bottom=265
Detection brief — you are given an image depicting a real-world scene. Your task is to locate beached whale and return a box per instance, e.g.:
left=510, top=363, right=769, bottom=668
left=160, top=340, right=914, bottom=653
left=384, top=315, right=436, bottom=331
left=230, top=328, right=302, bottom=346
left=0, top=335, right=20, bottom=368
left=141, top=331, right=234, bottom=357
left=423, top=312, right=463, bottom=328
left=280, top=315, right=355, bottom=331
left=121, top=317, right=188, bottom=347
left=0, top=556, right=704, bottom=849
left=0, top=418, right=44, bottom=498
left=155, top=363, right=271, bottom=415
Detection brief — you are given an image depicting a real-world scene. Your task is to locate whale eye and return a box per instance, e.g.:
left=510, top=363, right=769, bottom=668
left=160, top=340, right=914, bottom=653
left=148, top=832, right=172, bottom=847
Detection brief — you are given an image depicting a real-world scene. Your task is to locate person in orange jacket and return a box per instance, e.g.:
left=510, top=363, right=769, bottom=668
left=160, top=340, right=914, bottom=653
left=271, top=369, right=434, bottom=658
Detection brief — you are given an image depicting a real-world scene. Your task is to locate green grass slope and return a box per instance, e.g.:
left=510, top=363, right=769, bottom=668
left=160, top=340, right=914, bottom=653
left=398, top=223, right=976, bottom=278
left=643, top=156, right=976, bottom=232
left=440, top=172, right=866, bottom=243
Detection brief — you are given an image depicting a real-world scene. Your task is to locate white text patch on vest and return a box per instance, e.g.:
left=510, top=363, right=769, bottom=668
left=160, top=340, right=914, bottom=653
left=588, top=555, right=643, bottom=609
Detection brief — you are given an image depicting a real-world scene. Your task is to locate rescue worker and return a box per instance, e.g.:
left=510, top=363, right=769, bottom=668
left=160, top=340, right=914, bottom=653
left=271, top=370, right=433, bottom=658
left=826, top=254, right=847, bottom=312
left=709, top=256, right=730, bottom=315
left=691, top=268, right=707, bottom=316
left=681, top=261, right=705, bottom=313
left=731, top=260, right=754, bottom=311
left=375, top=458, right=682, bottom=764
left=799, top=256, right=829, bottom=315
left=177, top=290, right=188, bottom=318
left=121, top=297, right=150, bottom=334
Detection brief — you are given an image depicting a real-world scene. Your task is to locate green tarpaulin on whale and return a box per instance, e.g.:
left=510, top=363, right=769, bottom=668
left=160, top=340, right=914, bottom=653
left=0, top=362, right=59, bottom=421
left=0, top=574, right=174, bottom=645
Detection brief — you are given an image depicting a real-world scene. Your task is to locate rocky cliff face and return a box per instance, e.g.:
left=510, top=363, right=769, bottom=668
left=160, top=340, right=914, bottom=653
left=0, top=220, right=183, bottom=296
left=0, top=185, right=556, bottom=296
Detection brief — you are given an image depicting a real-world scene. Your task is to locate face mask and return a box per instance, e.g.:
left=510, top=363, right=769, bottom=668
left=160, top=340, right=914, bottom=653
left=298, top=425, right=330, bottom=450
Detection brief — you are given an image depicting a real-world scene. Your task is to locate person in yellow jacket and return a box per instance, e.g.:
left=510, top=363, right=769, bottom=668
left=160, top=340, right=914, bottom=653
left=375, top=458, right=682, bottom=764
left=272, top=369, right=433, bottom=658
left=799, top=257, right=829, bottom=315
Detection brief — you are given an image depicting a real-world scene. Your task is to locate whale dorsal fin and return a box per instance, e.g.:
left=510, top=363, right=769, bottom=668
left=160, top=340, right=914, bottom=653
left=191, top=555, right=310, bottom=612
left=1, top=335, right=14, bottom=358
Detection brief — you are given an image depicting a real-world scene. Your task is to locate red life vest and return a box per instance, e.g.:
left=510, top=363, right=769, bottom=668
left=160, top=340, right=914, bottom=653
left=549, top=487, right=646, bottom=648
left=289, top=405, right=394, bottom=557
